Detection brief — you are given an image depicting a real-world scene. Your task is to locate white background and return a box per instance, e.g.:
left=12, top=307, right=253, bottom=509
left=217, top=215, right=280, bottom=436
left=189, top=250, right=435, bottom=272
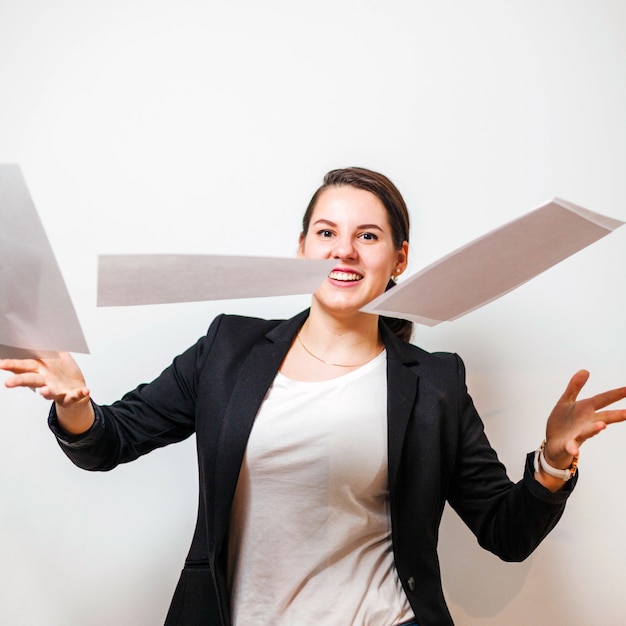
left=1, top=1, right=625, bottom=624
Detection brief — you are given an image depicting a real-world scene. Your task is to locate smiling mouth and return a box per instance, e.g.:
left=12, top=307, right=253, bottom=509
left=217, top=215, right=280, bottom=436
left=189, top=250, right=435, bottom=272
left=328, top=270, right=363, bottom=282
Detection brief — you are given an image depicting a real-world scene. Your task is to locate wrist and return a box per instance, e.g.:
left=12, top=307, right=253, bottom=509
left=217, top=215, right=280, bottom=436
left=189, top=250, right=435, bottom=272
left=534, top=440, right=578, bottom=481
left=56, top=397, right=95, bottom=435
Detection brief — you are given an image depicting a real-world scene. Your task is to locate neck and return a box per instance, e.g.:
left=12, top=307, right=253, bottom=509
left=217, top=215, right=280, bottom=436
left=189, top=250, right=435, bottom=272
left=301, top=298, right=382, bottom=358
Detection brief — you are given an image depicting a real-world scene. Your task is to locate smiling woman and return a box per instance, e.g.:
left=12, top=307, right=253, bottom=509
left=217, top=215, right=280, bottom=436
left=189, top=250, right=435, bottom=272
left=299, top=187, right=406, bottom=327
left=300, top=167, right=413, bottom=342
left=1, top=167, right=625, bottom=626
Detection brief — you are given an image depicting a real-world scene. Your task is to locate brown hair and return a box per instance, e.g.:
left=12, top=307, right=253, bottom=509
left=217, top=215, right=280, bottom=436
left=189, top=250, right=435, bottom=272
left=302, top=167, right=413, bottom=342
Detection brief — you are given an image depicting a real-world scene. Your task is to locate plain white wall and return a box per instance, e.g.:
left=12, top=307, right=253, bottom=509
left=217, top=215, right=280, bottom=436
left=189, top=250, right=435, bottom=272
left=1, top=1, right=625, bottom=624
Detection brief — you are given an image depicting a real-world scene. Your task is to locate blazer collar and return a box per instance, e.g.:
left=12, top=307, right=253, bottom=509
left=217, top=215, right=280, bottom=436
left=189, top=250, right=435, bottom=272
left=265, top=308, right=310, bottom=345
left=266, top=309, right=422, bottom=368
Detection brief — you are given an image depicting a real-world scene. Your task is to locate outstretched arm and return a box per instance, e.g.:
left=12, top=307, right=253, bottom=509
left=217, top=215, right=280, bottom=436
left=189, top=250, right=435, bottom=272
left=537, top=370, right=626, bottom=491
left=1, top=353, right=95, bottom=435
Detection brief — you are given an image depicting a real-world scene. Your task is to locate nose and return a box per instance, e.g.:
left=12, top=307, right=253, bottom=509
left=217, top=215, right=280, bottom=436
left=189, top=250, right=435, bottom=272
left=332, top=234, right=357, bottom=260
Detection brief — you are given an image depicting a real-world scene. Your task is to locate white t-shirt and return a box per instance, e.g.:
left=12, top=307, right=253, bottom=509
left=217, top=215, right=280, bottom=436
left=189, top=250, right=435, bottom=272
left=227, top=350, right=413, bottom=625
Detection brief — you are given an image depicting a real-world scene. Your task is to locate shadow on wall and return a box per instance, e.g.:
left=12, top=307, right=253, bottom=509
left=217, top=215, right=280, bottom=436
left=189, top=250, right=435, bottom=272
left=438, top=505, right=532, bottom=618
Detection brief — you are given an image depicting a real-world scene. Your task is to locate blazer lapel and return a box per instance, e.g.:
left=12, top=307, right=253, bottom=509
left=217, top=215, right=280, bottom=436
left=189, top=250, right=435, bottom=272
left=380, top=324, right=420, bottom=494
left=212, top=310, right=309, bottom=549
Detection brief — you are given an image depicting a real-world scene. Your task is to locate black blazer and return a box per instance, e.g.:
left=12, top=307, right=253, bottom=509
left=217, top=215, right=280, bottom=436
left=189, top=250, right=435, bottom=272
left=50, top=310, right=575, bottom=626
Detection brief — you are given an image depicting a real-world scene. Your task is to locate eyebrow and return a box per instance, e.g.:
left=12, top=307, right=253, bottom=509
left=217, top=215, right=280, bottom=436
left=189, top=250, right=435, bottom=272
left=312, top=219, right=385, bottom=232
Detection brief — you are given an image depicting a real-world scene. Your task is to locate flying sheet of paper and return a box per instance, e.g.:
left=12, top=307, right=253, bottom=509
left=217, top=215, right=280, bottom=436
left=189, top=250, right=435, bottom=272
left=362, top=198, right=624, bottom=326
left=97, top=255, right=336, bottom=306
left=0, top=164, right=89, bottom=358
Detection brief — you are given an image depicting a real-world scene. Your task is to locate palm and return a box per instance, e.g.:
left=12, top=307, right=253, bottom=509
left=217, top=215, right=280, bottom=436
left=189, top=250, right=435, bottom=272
left=1, top=352, right=89, bottom=406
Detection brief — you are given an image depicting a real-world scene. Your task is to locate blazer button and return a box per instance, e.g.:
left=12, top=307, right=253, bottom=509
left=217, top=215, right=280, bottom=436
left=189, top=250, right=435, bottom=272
left=407, top=576, right=416, bottom=591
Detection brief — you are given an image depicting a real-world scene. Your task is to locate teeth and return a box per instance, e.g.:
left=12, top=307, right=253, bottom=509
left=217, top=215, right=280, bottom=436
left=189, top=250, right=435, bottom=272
left=329, top=271, right=362, bottom=282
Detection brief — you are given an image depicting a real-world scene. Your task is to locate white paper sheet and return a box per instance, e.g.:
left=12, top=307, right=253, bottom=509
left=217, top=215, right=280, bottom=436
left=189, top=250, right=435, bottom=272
left=97, top=255, right=335, bottom=306
left=361, top=198, right=624, bottom=326
left=0, top=164, right=89, bottom=358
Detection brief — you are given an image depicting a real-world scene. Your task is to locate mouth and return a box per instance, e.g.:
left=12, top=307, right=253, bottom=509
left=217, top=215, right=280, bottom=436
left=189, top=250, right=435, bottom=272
left=328, top=270, right=363, bottom=282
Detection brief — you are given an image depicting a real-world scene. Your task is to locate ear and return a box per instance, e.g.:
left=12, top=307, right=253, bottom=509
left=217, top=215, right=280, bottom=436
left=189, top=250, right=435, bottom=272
left=394, top=241, right=409, bottom=276
left=297, top=232, right=305, bottom=258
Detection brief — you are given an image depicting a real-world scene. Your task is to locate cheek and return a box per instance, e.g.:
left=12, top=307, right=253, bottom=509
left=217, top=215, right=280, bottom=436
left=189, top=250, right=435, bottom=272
left=372, top=252, right=397, bottom=278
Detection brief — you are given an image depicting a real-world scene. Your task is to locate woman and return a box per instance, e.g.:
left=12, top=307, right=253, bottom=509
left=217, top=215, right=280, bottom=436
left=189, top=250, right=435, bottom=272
left=2, top=167, right=625, bottom=625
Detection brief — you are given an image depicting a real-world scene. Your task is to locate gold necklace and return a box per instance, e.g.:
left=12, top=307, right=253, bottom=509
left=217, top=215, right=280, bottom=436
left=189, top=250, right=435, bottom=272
left=296, top=332, right=383, bottom=368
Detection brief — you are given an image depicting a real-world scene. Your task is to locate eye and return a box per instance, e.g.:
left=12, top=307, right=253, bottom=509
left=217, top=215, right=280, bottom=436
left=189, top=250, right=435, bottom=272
left=317, top=229, right=334, bottom=238
left=359, top=232, right=379, bottom=241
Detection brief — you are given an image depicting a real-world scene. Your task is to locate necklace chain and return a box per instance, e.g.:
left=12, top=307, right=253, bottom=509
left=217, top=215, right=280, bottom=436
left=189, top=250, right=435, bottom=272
left=296, top=332, right=383, bottom=368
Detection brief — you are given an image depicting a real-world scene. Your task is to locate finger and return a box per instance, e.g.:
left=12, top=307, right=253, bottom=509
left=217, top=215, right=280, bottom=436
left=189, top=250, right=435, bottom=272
left=566, top=422, right=607, bottom=456
left=590, top=387, right=626, bottom=411
left=557, top=369, right=590, bottom=404
left=565, top=439, right=580, bottom=457
left=38, top=386, right=58, bottom=401
left=40, top=386, right=90, bottom=404
left=4, top=373, right=45, bottom=389
left=0, top=358, right=42, bottom=374
left=594, top=408, right=626, bottom=426
left=67, top=387, right=91, bottom=403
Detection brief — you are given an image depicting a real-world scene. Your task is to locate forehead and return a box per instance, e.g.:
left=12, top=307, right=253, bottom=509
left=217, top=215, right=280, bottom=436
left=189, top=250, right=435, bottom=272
left=310, top=185, right=390, bottom=226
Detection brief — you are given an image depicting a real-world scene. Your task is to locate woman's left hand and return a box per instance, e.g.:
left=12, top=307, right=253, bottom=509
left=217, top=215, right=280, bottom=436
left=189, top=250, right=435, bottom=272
left=543, top=369, right=626, bottom=471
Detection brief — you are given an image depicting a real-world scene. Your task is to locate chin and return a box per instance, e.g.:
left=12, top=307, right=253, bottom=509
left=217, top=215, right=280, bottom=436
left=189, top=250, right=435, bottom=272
left=315, top=285, right=382, bottom=312
left=312, top=296, right=367, bottom=317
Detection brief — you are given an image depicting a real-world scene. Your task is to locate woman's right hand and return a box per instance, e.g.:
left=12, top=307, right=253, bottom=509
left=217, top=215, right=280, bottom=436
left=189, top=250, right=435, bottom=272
left=0, top=352, right=95, bottom=434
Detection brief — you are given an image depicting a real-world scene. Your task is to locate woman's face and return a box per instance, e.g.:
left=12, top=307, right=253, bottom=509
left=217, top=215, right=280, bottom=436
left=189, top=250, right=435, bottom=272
left=298, top=185, right=408, bottom=317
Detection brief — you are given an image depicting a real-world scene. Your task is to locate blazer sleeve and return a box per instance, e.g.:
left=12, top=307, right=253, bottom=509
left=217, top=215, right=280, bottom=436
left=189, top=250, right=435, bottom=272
left=48, top=315, right=225, bottom=471
left=445, top=353, right=576, bottom=562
